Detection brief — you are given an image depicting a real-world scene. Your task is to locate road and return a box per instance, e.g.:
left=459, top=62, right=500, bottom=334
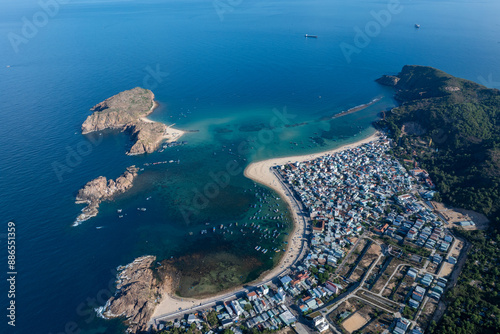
left=378, top=263, right=407, bottom=296
left=414, top=295, right=429, bottom=323
left=324, top=254, right=384, bottom=313
left=321, top=254, right=385, bottom=332
left=336, top=233, right=367, bottom=277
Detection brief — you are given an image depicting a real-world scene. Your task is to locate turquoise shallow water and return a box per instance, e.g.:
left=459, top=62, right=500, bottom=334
left=0, top=0, right=499, bottom=333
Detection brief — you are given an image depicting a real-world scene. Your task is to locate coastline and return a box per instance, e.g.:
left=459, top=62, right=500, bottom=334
left=140, top=101, right=186, bottom=143
left=150, top=131, right=380, bottom=320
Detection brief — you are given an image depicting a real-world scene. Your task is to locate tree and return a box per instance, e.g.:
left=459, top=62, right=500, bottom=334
left=206, top=310, right=219, bottom=327
left=244, top=303, right=253, bottom=312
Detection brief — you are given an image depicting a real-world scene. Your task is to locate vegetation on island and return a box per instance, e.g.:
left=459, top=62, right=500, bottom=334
left=377, top=65, right=500, bottom=333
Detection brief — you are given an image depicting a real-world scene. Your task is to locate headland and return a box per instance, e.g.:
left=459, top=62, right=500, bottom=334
left=82, top=87, right=184, bottom=155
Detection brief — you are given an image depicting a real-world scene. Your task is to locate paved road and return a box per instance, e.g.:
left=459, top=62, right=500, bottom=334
left=379, top=263, right=407, bottom=296
left=336, top=233, right=367, bottom=276
left=322, top=254, right=384, bottom=332
left=324, top=254, right=384, bottom=314
left=414, top=295, right=429, bottom=323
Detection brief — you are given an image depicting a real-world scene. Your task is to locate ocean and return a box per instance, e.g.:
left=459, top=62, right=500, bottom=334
left=0, top=0, right=499, bottom=333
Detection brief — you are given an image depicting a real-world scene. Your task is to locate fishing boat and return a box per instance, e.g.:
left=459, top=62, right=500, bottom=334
left=415, top=24, right=420, bottom=28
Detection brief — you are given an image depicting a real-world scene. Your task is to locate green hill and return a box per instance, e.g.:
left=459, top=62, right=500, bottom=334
left=377, top=65, right=500, bottom=221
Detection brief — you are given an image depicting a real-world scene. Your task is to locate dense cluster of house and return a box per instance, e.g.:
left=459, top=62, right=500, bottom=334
left=381, top=198, right=454, bottom=256
left=406, top=271, right=447, bottom=310
left=276, top=137, right=411, bottom=269
left=157, top=268, right=345, bottom=334
left=276, top=137, right=450, bottom=334
left=157, top=137, right=451, bottom=334
left=157, top=285, right=297, bottom=333
left=279, top=271, right=342, bottom=316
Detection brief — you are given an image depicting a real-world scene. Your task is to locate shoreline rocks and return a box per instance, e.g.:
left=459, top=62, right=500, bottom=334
left=98, top=256, right=179, bottom=333
left=126, top=120, right=168, bottom=156
left=375, top=74, right=400, bottom=87
left=74, top=166, right=138, bottom=225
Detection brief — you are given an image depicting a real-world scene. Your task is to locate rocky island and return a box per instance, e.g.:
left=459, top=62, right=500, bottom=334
left=82, top=87, right=184, bottom=155
left=98, top=256, right=179, bottom=334
left=74, top=166, right=138, bottom=225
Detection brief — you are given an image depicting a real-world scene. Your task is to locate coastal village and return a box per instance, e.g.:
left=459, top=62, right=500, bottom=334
left=151, top=135, right=471, bottom=334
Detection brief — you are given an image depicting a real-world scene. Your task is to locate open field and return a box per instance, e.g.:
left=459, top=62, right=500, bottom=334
left=329, top=299, right=394, bottom=334
left=430, top=201, right=489, bottom=230
left=342, top=312, right=370, bottom=333
left=382, top=263, right=407, bottom=299
left=355, top=291, right=401, bottom=313
left=393, top=276, right=414, bottom=304
left=343, top=241, right=379, bottom=282
left=439, top=238, right=463, bottom=277
left=426, top=262, right=440, bottom=275
left=358, top=244, right=381, bottom=270
left=417, top=297, right=439, bottom=328
left=338, top=239, right=368, bottom=277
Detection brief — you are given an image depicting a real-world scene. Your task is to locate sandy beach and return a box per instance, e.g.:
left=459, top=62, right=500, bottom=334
left=243, top=132, right=380, bottom=280
left=150, top=131, right=380, bottom=319
left=140, top=101, right=185, bottom=143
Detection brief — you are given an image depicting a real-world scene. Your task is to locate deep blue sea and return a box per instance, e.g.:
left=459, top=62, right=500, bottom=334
left=1, top=0, right=499, bottom=333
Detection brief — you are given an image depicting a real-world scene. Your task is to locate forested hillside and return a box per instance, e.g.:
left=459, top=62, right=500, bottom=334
left=377, top=65, right=500, bottom=333
left=378, top=65, right=500, bottom=223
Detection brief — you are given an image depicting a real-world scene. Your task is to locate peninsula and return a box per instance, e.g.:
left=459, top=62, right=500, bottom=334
left=97, top=256, right=180, bottom=334
left=82, top=87, right=184, bottom=155
left=74, top=166, right=138, bottom=225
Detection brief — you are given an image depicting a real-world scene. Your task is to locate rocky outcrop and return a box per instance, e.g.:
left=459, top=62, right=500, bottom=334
left=98, top=256, right=179, bottom=333
left=127, top=120, right=168, bottom=155
left=74, top=166, right=138, bottom=225
left=82, top=88, right=155, bottom=134
left=82, top=88, right=171, bottom=154
left=375, top=75, right=400, bottom=86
